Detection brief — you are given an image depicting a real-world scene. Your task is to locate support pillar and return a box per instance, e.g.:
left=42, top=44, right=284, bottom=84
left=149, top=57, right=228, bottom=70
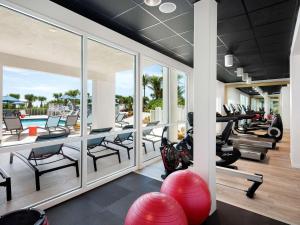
left=91, top=75, right=115, bottom=129
left=290, top=55, right=300, bottom=168
left=169, top=69, right=178, bottom=142
left=193, top=0, right=217, bottom=213
left=162, top=67, right=169, bottom=124
left=0, top=65, right=3, bottom=143
left=263, top=93, right=270, bottom=118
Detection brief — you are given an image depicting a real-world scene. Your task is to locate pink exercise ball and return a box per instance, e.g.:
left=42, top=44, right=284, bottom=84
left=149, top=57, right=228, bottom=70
left=161, top=170, right=211, bottom=225
left=124, top=192, right=188, bottom=225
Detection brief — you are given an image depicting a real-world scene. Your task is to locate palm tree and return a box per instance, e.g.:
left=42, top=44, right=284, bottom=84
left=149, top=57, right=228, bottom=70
left=142, top=74, right=149, bottom=98
left=53, top=93, right=62, bottom=101
left=9, top=93, right=20, bottom=99
left=148, top=75, right=163, bottom=100
left=37, top=96, right=47, bottom=107
left=24, top=94, right=36, bottom=108
left=65, top=89, right=80, bottom=108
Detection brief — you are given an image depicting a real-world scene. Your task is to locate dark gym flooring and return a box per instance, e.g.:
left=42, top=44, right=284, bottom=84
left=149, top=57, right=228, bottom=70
left=46, top=173, right=286, bottom=225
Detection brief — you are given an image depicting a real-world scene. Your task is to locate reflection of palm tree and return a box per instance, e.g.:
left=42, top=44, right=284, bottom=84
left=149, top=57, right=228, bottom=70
left=177, top=75, right=185, bottom=106
left=24, top=94, right=36, bottom=108
left=142, top=74, right=149, bottom=98
left=37, top=96, right=47, bottom=107
left=148, top=76, right=163, bottom=99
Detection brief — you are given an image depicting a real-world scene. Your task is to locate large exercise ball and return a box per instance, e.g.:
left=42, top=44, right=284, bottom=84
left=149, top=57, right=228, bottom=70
left=124, top=192, right=187, bottom=225
left=161, top=170, right=211, bottom=225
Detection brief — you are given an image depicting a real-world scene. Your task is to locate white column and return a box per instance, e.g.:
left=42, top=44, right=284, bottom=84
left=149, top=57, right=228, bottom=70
left=263, top=93, right=270, bottom=118
left=280, top=85, right=290, bottom=129
left=290, top=55, right=300, bottom=168
left=91, top=75, right=115, bottom=129
left=0, top=65, right=2, bottom=143
left=169, top=69, right=178, bottom=142
left=193, top=0, right=217, bottom=213
left=162, top=67, right=169, bottom=124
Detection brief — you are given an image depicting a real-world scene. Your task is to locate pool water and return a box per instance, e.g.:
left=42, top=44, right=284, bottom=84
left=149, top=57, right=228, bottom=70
left=21, top=119, right=66, bottom=128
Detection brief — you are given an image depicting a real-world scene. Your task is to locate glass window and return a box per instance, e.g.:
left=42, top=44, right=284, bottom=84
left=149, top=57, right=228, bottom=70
left=0, top=6, right=81, bottom=213
left=142, top=58, right=168, bottom=161
left=86, top=38, right=135, bottom=182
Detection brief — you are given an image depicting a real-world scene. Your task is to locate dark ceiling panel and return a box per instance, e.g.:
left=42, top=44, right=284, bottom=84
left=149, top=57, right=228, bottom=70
left=113, top=6, right=159, bottom=30
left=156, top=36, right=188, bottom=50
left=244, top=0, right=288, bottom=12
left=248, top=1, right=295, bottom=26
left=218, top=0, right=245, bottom=20
left=180, top=30, right=194, bottom=44
left=218, top=15, right=250, bottom=35
left=164, top=12, right=194, bottom=34
left=139, top=23, right=176, bottom=41
left=51, top=0, right=300, bottom=83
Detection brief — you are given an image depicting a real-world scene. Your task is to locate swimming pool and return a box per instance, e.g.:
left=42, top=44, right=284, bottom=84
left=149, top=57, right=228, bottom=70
left=21, top=119, right=66, bottom=128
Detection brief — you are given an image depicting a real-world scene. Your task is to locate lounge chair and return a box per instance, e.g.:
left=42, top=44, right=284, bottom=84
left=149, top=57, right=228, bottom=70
left=3, top=117, right=27, bottom=140
left=106, top=125, right=134, bottom=160
left=9, top=131, right=79, bottom=191
left=62, top=115, right=79, bottom=131
left=87, top=127, right=121, bottom=171
left=115, top=112, right=129, bottom=127
left=142, top=121, right=161, bottom=153
left=44, top=116, right=61, bottom=133
left=0, top=167, right=11, bottom=201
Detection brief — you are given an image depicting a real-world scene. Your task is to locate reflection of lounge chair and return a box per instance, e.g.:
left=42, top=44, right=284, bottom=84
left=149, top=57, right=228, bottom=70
left=106, top=125, right=133, bottom=160
left=143, top=121, right=161, bottom=152
left=115, top=112, right=129, bottom=127
left=44, top=116, right=61, bottom=133
left=87, top=127, right=121, bottom=171
left=62, top=115, right=79, bottom=131
left=0, top=167, right=11, bottom=201
left=9, top=131, right=79, bottom=191
left=3, top=117, right=27, bottom=140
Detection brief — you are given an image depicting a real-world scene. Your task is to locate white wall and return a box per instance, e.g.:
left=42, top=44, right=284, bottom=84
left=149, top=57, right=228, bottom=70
left=227, top=87, right=249, bottom=107
left=280, top=86, right=290, bottom=129
left=216, top=80, right=225, bottom=133
left=290, top=5, right=300, bottom=168
left=216, top=80, right=225, bottom=114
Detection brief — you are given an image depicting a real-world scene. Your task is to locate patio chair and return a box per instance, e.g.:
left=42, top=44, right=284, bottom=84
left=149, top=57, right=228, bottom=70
left=9, top=131, right=79, bottom=191
left=0, top=167, right=12, bottom=201
left=142, top=121, right=161, bottom=153
left=106, top=125, right=134, bottom=160
left=87, top=127, right=121, bottom=171
left=3, top=117, right=27, bottom=140
left=115, top=112, right=129, bottom=127
left=44, top=116, right=61, bottom=133
left=62, top=115, right=79, bottom=131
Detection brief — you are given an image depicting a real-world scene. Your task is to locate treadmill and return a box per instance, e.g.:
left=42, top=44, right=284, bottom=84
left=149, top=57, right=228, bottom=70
left=216, top=115, right=275, bottom=161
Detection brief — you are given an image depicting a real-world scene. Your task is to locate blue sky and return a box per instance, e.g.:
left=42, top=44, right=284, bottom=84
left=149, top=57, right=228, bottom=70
left=3, top=64, right=164, bottom=101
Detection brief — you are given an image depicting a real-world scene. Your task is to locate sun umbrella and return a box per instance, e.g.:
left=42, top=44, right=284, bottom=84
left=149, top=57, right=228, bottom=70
left=2, top=95, right=19, bottom=103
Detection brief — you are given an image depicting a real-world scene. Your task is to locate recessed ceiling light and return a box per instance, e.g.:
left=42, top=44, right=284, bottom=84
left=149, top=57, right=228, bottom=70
left=159, top=2, right=176, bottom=13
left=144, top=0, right=161, bottom=7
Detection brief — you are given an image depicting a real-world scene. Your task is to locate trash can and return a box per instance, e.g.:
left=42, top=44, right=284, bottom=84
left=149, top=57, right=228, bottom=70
left=0, top=209, right=49, bottom=225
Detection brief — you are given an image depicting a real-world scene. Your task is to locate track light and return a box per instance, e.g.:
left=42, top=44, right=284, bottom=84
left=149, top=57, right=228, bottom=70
left=246, top=76, right=252, bottom=84
left=236, top=67, right=243, bottom=77
left=224, top=54, right=233, bottom=67
left=242, top=73, right=248, bottom=82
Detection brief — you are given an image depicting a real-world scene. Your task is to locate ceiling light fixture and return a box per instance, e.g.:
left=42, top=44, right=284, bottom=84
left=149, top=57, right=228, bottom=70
left=224, top=54, right=233, bottom=67
left=144, top=0, right=161, bottom=7
left=159, top=2, right=176, bottom=13
left=246, top=76, right=252, bottom=84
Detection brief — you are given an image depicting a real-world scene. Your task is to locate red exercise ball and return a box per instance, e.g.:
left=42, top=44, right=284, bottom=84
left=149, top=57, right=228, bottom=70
left=161, top=170, right=211, bottom=225
left=124, top=192, right=188, bottom=225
